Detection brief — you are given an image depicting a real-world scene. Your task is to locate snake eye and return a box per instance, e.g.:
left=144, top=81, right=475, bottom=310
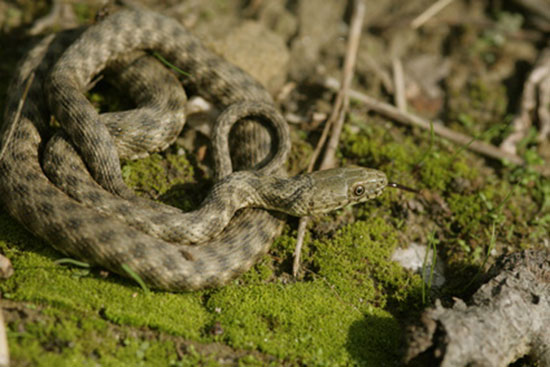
left=353, top=185, right=365, bottom=197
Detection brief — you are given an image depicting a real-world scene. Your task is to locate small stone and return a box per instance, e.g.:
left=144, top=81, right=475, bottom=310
left=212, top=21, right=290, bottom=94
left=0, top=254, right=13, bottom=279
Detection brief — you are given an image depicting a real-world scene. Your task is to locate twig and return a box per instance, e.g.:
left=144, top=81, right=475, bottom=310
left=293, top=0, right=366, bottom=277
left=0, top=72, right=35, bottom=162
left=392, top=57, right=407, bottom=112
left=0, top=308, right=8, bottom=367
left=323, top=77, right=527, bottom=167
left=28, top=0, right=63, bottom=35
left=306, top=107, right=334, bottom=172
left=500, top=48, right=550, bottom=154
left=411, top=0, right=456, bottom=29
left=363, top=53, right=394, bottom=93
left=319, top=0, right=365, bottom=170
left=28, top=0, right=77, bottom=35
left=291, top=219, right=308, bottom=278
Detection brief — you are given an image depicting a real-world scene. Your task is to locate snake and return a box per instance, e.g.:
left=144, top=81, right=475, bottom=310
left=0, top=8, right=387, bottom=291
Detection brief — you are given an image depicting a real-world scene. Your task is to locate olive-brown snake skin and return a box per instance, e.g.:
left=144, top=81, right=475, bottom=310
left=0, top=8, right=387, bottom=291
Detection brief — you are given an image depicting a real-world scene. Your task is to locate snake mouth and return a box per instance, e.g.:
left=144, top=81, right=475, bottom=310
left=366, top=184, right=386, bottom=200
left=375, top=185, right=386, bottom=196
left=365, top=173, right=388, bottom=199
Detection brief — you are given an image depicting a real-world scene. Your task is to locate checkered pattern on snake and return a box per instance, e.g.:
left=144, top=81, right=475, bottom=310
left=0, top=9, right=387, bottom=291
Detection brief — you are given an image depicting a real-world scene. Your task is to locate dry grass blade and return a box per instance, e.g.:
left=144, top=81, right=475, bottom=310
left=323, top=77, right=536, bottom=169
left=0, top=308, right=8, bottom=367
left=293, top=0, right=366, bottom=277
left=392, top=57, right=407, bottom=112
left=500, top=48, right=550, bottom=155
left=0, top=72, right=35, bottom=162
left=318, top=0, right=365, bottom=170
left=411, top=0, right=456, bottom=29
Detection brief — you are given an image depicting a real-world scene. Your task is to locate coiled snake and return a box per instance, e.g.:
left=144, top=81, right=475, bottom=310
left=0, top=8, right=387, bottom=291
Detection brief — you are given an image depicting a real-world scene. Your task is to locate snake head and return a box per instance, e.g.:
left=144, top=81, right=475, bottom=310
left=304, top=166, right=387, bottom=215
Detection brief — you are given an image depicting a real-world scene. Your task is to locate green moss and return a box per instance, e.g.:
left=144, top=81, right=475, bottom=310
left=416, top=150, right=480, bottom=192
left=120, top=151, right=201, bottom=212
left=7, top=304, right=212, bottom=367
left=340, top=118, right=480, bottom=194
left=312, top=219, right=422, bottom=307
left=267, top=227, right=313, bottom=268
left=121, top=153, right=194, bottom=196
left=1, top=243, right=210, bottom=339
left=204, top=219, right=420, bottom=366
left=447, top=193, right=484, bottom=235
left=418, top=154, right=453, bottom=191
left=237, top=254, right=275, bottom=285
left=341, top=124, right=397, bottom=167
left=207, top=284, right=402, bottom=366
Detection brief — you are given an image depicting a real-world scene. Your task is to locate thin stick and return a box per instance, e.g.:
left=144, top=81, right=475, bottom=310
left=323, top=77, right=526, bottom=166
left=363, top=53, right=394, bottom=93
left=0, top=72, right=35, bottom=162
left=306, top=111, right=334, bottom=172
left=0, top=308, right=8, bottom=367
left=411, top=0, right=456, bottom=29
left=392, top=57, right=407, bottom=112
left=28, top=0, right=62, bottom=35
left=292, top=218, right=308, bottom=277
left=500, top=48, right=550, bottom=154
left=319, top=0, right=365, bottom=170
left=294, top=0, right=366, bottom=277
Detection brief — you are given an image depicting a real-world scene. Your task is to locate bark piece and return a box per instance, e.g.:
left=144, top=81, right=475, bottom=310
left=405, top=249, right=550, bottom=367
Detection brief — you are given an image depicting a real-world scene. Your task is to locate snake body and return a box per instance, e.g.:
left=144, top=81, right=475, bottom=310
left=0, top=9, right=387, bottom=291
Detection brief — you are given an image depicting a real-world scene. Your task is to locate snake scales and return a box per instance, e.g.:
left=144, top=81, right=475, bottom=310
left=0, top=8, right=387, bottom=291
